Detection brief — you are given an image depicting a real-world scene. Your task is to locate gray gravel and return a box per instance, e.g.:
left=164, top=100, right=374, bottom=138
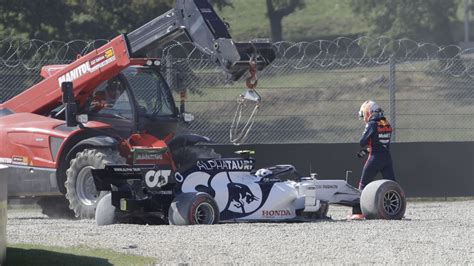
left=6, top=200, right=474, bottom=264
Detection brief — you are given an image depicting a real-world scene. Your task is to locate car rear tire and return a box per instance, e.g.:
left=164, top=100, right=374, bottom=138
left=95, top=193, right=121, bottom=226
left=168, top=192, right=220, bottom=225
left=360, top=180, right=406, bottom=220
left=65, top=148, right=125, bottom=219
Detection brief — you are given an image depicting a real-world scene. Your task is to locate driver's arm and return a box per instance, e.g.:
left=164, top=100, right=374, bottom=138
left=360, top=122, right=375, bottom=147
left=91, top=91, right=107, bottom=111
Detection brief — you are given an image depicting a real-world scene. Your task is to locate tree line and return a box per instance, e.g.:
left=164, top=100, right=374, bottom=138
left=0, top=0, right=463, bottom=45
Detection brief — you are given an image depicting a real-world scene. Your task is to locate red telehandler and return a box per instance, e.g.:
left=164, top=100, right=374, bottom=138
left=0, top=0, right=275, bottom=218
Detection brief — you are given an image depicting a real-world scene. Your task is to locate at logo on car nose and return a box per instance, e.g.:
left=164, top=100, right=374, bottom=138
left=145, top=170, right=171, bottom=188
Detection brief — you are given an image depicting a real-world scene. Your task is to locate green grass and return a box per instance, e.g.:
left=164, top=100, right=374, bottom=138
left=6, top=243, right=156, bottom=266
left=217, top=0, right=472, bottom=43
left=218, top=0, right=367, bottom=41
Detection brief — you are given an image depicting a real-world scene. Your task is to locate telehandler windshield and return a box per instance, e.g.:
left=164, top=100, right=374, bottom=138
left=87, top=67, right=177, bottom=121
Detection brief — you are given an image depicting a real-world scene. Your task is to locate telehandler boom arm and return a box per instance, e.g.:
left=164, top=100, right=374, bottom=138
left=0, top=0, right=274, bottom=114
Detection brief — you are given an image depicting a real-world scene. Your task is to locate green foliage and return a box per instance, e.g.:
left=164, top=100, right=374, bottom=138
left=218, top=0, right=368, bottom=42
left=0, top=0, right=230, bottom=41
left=283, top=0, right=367, bottom=41
left=350, top=0, right=460, bottom=45
left=269, top=0, right=305, bottom=12
left=0, top=0, right=469, bottom=44
left=0, top=0, right=174, bottom=40
left=211, top=0, right=233, bottom=10
left=68, top=0, right=174, bottom=40
left=0, top=0, right=72, bottom=40
left=266, top=0, right=306, bottom=41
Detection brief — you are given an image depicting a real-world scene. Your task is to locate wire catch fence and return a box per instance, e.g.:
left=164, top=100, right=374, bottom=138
left=0, top=37, right=473, bottom=144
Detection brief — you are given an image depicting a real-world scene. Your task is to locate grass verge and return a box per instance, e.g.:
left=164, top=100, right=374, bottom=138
left=5, top=243, right=156, bottom=266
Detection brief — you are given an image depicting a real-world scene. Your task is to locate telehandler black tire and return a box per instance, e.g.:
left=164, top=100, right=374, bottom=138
left=65, top=148, right=125, bottom=219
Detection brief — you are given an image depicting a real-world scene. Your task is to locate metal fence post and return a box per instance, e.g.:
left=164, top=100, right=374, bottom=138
left=165, top=55, right=174, bottom=90
left=0, top=165, right=7, bottom=265
left=165, top=55, right=178, bottom=91
left=389, top=56, right=397, bottom=142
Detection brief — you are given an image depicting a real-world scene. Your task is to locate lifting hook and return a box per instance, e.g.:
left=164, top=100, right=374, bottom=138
left=245, top=57, right=258, bottom=89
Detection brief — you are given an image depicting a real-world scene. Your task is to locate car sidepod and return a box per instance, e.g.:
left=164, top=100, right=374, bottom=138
left=176, top=159, right=303, bottom=221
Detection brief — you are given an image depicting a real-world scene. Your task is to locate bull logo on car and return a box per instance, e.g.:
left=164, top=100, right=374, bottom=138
left=226, top=182, right=260, bottom=214
left=180, top=171, right=264, bottom=216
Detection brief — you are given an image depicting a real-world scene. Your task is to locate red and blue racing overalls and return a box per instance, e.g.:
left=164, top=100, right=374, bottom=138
left=359, top=113, right=396, bottom=189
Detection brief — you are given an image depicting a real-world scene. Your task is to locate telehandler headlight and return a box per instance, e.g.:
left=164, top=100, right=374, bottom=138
left=76, top=114, right=89, bottom=124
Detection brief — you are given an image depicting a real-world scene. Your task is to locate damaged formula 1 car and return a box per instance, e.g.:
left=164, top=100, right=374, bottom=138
left=93, top=147, right=406, bottom=225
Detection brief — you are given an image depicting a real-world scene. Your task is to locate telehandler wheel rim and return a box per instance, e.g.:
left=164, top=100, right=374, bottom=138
left=76, top=166, right=99, bottom=206
left=194, top=202, right=215, bottom=224
left=383, top=190, right=402, bottom=215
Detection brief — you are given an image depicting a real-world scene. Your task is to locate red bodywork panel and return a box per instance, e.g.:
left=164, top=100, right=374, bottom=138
left=0, top=113, right=110, bottom=168
left=120, top=133, right=176, bottom=171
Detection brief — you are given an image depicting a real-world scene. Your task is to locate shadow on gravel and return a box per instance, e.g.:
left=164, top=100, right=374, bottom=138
left=12, top=216, right=79, bottom=221
left=320, top=217, right=413, bottom=222
left=12, top=217, right=50, bottom=220
left=5, top=247, right=112, bottom=266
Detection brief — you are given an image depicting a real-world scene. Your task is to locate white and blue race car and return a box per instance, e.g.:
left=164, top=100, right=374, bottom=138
left=93, top=147, right=406, bottom=226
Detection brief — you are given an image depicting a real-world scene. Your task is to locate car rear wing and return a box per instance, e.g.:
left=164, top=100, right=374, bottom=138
left=92, top=164, right=174, bottom=192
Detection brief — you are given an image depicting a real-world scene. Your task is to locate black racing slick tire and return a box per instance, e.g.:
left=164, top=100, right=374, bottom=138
left=168, top=192, right=220, bottom=225
left=360, top=180, right=406, bottom=220
left=65, top=148, right=125, bottom=219
left=95, top=193, right=121, bottom=226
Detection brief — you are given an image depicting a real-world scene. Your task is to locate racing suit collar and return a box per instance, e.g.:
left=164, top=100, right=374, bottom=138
left=368, top=112, right=383, bottom=122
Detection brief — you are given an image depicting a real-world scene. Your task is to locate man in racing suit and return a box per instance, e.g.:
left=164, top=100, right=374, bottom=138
left=349, top=100, right=396, bottom=220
